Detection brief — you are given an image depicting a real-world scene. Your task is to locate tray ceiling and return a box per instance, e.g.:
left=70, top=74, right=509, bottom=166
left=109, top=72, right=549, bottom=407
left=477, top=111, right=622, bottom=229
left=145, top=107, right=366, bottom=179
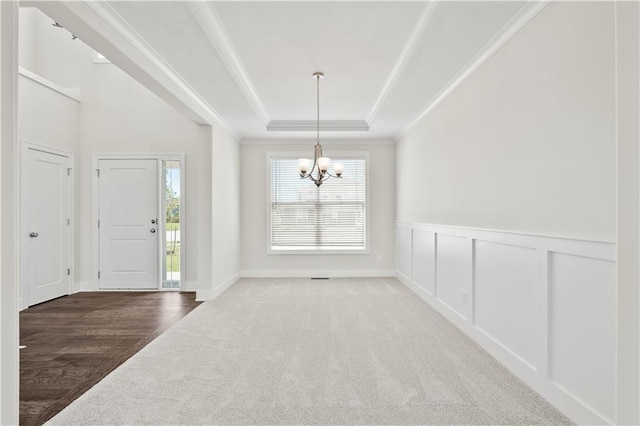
left=30, top=1, right=547, bottom=142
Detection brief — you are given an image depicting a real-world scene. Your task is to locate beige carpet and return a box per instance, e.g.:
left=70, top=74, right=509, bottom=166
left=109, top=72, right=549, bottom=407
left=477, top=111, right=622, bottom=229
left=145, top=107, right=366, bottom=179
left=48, top=277, right=572, bottom=425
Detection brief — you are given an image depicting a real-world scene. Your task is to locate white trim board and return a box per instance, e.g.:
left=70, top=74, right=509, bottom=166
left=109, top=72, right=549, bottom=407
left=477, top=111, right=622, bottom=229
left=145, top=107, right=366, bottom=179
left=395, top=221, right=616, bottom=261
left=240, top=138, right=396, bottom=146
left=18, top=67, right=80, bottom=102
left=267, top=120, right=369, bottom=132
left=1, top=3, right=20, bottom=422
left=240, top=270, right=396, bottom=278
left=196, top=272, right=239, bottom=301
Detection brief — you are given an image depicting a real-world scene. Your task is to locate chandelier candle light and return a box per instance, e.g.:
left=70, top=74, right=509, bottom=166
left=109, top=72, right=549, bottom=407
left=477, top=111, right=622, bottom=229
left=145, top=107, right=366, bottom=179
left=297, top=72, right=344, bottom=187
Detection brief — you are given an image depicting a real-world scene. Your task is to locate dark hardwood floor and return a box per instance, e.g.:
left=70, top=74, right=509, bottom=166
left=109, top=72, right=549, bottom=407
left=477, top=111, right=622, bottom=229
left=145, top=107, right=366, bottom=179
left=20, top=291, right=201, bottom=426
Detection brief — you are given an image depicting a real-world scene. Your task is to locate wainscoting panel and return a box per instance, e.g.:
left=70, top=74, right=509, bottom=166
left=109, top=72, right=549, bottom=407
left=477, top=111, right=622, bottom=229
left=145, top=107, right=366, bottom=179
left=474, top=240, right=538, bottom=369
left=395, top=221, right=616, bottom=425
left=411, top=229, right=436, bottom=295
left=435, top=234, right=472, bottom=321
left=548, top=252, right=616, bottom=422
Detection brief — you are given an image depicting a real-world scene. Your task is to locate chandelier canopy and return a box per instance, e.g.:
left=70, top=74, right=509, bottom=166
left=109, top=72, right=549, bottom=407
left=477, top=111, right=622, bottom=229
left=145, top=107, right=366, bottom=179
left=297, top=72, right=343, bottom=187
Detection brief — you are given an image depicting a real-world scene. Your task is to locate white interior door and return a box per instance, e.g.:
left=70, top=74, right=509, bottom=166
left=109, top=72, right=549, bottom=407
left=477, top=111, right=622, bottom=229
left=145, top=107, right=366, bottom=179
left=99, top=159, right=159, bottom=289
left=23, top=147, right=71, bottom=306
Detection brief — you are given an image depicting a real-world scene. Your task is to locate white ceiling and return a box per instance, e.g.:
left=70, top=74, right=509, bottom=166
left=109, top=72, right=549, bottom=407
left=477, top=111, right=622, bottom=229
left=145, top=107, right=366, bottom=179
left=33, top=1, right=547, bottom=142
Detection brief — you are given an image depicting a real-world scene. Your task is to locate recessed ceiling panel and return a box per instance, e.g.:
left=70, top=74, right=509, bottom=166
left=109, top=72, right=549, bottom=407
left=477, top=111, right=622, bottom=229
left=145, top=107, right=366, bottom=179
left=96, top=1, right=538, bottom=140
left=211, top=1, right=427, bottom=122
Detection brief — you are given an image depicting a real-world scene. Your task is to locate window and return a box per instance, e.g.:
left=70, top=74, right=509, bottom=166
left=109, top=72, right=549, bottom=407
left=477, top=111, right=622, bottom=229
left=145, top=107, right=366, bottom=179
left=162, top=160, right=181, bottom=289
left=269, top=153, right=368, bottom=252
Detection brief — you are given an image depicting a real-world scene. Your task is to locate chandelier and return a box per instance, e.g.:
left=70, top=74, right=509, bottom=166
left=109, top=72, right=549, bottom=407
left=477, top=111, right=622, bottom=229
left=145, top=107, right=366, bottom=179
left=297, top=72, right=343, bottom=187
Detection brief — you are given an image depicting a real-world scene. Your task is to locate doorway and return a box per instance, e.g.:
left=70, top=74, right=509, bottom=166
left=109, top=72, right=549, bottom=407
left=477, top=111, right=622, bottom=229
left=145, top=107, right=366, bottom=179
left=94, top=155, right=185, bottom=291
left=20, top=142, right=73, bottom=308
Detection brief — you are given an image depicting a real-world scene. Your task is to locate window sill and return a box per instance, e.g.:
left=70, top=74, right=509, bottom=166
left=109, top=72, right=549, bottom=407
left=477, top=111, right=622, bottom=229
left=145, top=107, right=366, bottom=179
left=268, top=247, right=369, bottom=255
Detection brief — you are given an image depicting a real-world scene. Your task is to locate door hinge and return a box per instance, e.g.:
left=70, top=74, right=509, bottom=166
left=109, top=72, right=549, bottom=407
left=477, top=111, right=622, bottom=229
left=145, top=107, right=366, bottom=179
left=67, top=168, right=72, bottom=176
left=98, top=271, right=101, bottom=279
left=67, top=218, right=71, bottom=226
left=97, top=220, right=100, bottom=228
left=67, top=268, right=71, bottom=276
left=96, top=169, right=100, bottom=178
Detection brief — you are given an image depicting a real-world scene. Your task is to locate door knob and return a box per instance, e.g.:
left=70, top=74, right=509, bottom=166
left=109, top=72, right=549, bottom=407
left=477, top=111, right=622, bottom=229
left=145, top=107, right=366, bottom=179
left=150, top=228, right=156, bottom=233
left=29, top=232, right=39, bottom=238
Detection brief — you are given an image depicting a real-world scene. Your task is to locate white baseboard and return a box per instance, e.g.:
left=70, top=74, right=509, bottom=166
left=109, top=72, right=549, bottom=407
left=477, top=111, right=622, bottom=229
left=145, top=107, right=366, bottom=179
left=240, top=269, right=396, bottom=278
left=196, top=272, right=240, bottom=301
left=75, top=280, right=201, bottom=293
left=75, top=281, right=97, bottom=292
left=184, top=281, right=200, bottom=292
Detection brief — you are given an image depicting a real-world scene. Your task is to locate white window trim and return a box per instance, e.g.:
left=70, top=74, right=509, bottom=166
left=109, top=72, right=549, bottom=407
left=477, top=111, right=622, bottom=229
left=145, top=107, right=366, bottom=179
left=266, top=150, right=371, bottom=255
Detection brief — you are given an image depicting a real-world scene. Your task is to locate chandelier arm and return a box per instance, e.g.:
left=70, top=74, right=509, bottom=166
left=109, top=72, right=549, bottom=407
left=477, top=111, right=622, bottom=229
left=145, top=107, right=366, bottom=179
left=309, top=157, right=318, bottom=180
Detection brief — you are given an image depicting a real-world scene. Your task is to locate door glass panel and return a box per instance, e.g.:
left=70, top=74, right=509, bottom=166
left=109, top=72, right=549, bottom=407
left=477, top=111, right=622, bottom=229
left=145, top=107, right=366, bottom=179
left=162, top=160, right=181, bottom=289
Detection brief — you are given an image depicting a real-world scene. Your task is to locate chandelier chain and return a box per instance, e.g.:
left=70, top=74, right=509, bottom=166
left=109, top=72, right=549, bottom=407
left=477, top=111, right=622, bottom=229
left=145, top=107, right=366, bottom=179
left=316, top=74, right=320, bottom=143
left=298, top=72, right=342, bottom=187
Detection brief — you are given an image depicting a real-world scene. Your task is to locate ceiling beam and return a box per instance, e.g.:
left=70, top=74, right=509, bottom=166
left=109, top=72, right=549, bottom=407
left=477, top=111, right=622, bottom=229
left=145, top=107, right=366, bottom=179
left=26, top=0, right=237, bottom=138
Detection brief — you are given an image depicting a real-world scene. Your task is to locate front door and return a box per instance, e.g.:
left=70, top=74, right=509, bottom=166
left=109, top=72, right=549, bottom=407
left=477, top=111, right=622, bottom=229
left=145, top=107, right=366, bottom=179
left=98, top=159, right=159, bottom=289
left=23, top=147, right=71, bottom=306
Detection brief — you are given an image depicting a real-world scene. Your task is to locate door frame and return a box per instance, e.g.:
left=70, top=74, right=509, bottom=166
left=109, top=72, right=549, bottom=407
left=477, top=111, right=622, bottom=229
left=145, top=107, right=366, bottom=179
left=19, top=140, right=74, bottom=310
left=92, top=154, right=186, bottom=292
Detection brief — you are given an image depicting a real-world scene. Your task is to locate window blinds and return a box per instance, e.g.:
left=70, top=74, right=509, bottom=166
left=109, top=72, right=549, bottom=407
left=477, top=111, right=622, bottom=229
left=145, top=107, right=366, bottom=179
left=270, top=158, right=366, bottom=249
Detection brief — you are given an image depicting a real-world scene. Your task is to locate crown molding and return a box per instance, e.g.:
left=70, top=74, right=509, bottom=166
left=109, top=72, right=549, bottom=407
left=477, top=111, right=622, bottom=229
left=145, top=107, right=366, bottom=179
left=240, top=137, right=395, bottom=145
left=81, top=1, right=238, bottom=138
left=267, top=120, right=369, bottom=132
left=397, top=1, right=551, bottom=140
left=367, top=1, right=439, bottom=126
left=187, top=2, right=270, bottom=126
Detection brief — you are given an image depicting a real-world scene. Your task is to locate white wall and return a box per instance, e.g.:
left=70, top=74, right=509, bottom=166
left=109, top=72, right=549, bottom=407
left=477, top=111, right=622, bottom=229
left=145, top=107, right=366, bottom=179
left=396, top=2, right=616, bottom=242
left=395, top=2, right=637, bottom=424
left=17, top=8, right=36, bottom=72
left=76, top=60, right=212, bottom=292
left=240, top=142, right=395, bottom=275
left=19, top=8, right=217, bottom=292
left=18, top=8, right=81, bottom=307
left=209, top=123, right=241, bottom=298
left=18, top=75, right=79, bottom=152
left=1, top=3, right=20, bottom=423
left=615, top=1, right=640, bottom=423
left=17, top=71, right=81, bottom=310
